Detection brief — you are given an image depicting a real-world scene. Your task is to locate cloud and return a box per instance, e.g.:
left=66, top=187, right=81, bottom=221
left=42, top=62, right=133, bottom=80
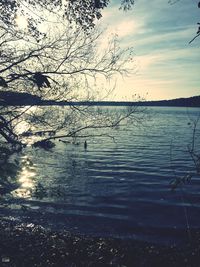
left=97, top=0, right=200, bottom=100
left=135, top=47, right=199, bottom=71
left=100, top=5, right=147, bottom=38
left=132, top=28, right=195, bottom=49
left=107, top=19, right=141, bottom=38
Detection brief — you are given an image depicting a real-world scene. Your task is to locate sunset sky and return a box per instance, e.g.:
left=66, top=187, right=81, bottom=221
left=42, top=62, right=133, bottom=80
left=100, top=0, right=200, bottom=101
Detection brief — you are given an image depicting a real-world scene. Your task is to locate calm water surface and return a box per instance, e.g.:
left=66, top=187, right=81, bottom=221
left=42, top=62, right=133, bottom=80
left=1, top=106, right=200, bottom=244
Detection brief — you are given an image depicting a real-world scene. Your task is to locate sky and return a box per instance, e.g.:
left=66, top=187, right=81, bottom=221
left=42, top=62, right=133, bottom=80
left=98, top=0, right=200, bottom=101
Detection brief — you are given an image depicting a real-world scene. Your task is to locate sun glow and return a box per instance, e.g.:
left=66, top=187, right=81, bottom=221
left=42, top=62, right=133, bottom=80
left=15, top=15, right=28, bottom=29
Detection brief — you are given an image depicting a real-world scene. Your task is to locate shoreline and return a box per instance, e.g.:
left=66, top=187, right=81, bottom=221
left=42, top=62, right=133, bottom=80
left=0, top=219, right=200, bottom=267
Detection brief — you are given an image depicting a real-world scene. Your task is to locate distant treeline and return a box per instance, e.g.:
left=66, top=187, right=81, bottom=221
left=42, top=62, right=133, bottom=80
left=62, top=96, right=200, bottom=107
left=0, top=91, right=200, bottom=107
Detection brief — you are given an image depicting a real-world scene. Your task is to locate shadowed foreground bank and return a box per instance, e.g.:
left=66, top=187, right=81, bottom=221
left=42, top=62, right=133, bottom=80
left=0, top=220, right=200, bottom=267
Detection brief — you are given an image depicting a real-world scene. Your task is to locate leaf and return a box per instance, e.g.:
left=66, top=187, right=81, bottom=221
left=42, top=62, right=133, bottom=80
left=33, top=72, right=51, bottom=88
left=0, top=77, right=8, bottom=87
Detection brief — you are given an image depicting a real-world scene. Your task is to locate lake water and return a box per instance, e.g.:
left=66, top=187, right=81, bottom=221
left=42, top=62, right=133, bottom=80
left=1, top=106, right=200, bottom=245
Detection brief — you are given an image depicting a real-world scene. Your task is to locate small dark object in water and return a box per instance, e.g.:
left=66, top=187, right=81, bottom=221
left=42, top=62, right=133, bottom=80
left=84, top=140, right=87, bottom=150
left=73, top=142, right=80, bottom=145
left=32, top=140, right=55, bottom=149
left=73, top=142, right=80, bottom=146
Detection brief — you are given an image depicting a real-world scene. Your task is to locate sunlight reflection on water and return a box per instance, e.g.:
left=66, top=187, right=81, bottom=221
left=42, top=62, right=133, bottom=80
left=11, top=156, right=36, bottom=198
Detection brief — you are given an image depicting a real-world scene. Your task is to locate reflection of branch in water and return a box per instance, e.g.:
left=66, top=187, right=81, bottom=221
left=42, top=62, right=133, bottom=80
left=0, top=149, right=21, bottom=194
left=187, top=115, right=200, bottom=174
left=170, top=114, right=200, bottom=191
left=169, top=125, right=195, bottom=242
left=31, top=183, right=67, bottom=200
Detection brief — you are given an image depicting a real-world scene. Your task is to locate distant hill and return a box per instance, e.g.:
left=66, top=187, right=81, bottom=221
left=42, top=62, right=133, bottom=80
left=59, top=96, right=200, bottom=107
left=0, top=91, right=41, bottom=105
left=137, top=95, right=200, bottom=107
left=0, top=90, right=200, bottom=107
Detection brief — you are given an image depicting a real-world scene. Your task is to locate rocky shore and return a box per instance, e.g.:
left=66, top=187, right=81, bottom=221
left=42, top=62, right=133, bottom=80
left=0, top=219, right=200, bottom=267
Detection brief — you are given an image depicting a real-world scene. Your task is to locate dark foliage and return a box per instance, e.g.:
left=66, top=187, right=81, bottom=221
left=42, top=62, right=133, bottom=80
left=32, top=72, right=51, bottom=89
left=32, top=139, right=55, bottom=149
left=0, top=77, right=8, bottom=88
left=0, top=0, right=135, bottom=35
